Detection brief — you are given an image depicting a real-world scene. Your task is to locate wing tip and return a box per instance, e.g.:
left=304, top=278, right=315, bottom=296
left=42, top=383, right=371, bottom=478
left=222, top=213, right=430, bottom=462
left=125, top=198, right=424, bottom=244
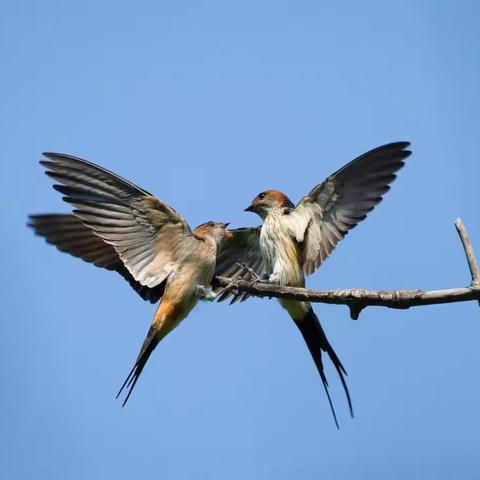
left=383, top=140, right=410, bottom=150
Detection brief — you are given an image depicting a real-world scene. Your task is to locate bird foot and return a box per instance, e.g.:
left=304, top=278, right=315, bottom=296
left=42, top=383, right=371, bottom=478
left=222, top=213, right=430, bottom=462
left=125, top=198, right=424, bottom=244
left=267, top=273, right=280, bottom=284
left=196, top=285, right=218, bottom=301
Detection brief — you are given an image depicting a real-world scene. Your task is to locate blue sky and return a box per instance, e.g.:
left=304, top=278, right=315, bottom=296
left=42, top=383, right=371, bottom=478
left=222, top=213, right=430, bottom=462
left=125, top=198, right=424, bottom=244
left=2, top=1, right=480, bottom=478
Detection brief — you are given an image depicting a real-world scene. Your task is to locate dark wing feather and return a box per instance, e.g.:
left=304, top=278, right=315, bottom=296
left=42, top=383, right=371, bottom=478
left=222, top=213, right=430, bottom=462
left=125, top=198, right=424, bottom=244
left=213, top=226, right=265, bottom=303
left=289, top=142, right=411, bottom=275
left=28, top=214, right=165, bottom=303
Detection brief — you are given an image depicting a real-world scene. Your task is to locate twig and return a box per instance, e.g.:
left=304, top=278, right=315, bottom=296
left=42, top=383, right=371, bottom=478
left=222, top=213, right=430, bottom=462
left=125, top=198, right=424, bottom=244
left=236, top=262, right=260, bottom=281
left=215, top=218, right=480, bottom=319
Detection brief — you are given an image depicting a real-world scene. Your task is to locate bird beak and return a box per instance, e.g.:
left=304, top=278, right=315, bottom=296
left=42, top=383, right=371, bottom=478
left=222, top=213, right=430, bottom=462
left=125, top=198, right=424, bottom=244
left=244, top=205, right=254, bottom=212
left=221, top=222, right=230, bottom=229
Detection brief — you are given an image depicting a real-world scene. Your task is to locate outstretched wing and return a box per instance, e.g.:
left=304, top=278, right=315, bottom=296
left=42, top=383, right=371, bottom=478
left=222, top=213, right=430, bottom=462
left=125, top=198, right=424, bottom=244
left=213, top=226, right=265, bottom=303
left=41, top=152, right=200, bottom=288
left=28, top=214, right=165, bottom=303
left=288, top=142, right=411, bottom=275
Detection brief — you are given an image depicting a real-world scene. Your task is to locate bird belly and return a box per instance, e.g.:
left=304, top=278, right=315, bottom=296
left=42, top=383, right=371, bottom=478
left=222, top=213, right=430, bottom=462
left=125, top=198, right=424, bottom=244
left=160, top=261, right=214, bottom=327
left=260, top=213, right=309, bottom=320
left=158, top=289, right=198, bottom=324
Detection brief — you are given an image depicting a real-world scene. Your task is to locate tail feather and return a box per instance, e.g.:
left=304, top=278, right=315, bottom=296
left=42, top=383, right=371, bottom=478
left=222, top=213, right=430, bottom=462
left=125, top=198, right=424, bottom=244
left=294, top=308, right=353, bottom=428
left=116, top=326, right=159, bottom=407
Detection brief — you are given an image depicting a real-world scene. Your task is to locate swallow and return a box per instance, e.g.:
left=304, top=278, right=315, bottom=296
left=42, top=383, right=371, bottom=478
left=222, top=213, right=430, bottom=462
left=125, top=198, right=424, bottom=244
left=30, top=153, right=233, bottom=405
left=30, top=142, right=411, bottom=420
left=214, top=142, right=412, bottom=427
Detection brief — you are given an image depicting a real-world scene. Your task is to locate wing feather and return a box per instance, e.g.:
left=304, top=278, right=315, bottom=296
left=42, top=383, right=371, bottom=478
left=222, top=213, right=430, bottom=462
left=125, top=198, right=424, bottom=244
left=28, top=214, right=165, bottom=303
left=213, top=227, right=265, bottom=303
left=290, top=142, right=411, bottom=275
left=41, top=152, right=199, bottom=288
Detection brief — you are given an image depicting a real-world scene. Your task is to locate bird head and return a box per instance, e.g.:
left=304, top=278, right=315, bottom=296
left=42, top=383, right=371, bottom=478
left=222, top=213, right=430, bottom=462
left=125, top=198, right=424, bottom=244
left=194, top=221, right=232, bottom=246
left=244, top=190, right=294, bottom=219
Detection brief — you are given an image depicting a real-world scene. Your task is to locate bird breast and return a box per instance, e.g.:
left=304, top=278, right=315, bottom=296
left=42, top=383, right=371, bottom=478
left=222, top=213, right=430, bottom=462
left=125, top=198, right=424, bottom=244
left=260, top=212, right=304, bottom=287
left=185, top=242, right=217, bottom=288
left=168, top=242, right=216, bottom=299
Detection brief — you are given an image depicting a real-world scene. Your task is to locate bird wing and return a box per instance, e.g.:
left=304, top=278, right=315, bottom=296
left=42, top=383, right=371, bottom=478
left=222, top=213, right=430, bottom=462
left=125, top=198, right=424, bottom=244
left=41, top=152, right=200, bottom=288
left=287, top=142, right=411, bottom=275
left=28, top=213, right=165, bottom=303
left=213, top=226, right=265, bottom=303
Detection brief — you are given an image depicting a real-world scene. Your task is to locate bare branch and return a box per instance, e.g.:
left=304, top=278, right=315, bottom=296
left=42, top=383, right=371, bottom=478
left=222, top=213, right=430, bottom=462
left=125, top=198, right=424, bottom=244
left=215, top=217, right=480, bottom=319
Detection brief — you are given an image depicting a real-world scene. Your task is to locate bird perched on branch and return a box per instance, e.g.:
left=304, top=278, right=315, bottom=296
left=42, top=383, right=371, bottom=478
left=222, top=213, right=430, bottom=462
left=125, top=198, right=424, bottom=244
left=30, top=142, right=411, bottom=426
left=30, top=153, right=234, bottom=405
left=215, top=142, right=412, bottom=427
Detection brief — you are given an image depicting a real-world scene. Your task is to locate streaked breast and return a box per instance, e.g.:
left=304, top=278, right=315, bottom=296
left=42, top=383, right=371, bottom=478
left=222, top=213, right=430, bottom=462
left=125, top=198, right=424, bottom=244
left=260, top=212, right=304, bottom=286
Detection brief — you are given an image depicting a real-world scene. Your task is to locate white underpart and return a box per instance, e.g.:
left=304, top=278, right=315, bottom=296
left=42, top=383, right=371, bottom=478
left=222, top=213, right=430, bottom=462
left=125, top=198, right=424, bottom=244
left=260, top=209, right=310, bottom=320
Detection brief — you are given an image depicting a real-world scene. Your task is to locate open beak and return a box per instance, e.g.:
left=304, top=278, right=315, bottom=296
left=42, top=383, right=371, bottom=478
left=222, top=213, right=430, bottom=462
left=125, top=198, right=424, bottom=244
left=244, top=205, right=254, bottom=212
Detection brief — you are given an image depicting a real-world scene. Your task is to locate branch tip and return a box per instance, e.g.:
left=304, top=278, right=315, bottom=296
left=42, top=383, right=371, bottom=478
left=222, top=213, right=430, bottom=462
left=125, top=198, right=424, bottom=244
left=455, top=218, right=480, bottom=289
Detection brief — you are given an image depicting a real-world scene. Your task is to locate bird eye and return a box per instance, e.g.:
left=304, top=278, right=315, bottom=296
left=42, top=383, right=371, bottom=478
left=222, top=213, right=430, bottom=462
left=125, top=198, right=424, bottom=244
left=258, top=192, right=266, bottom=200
left=207, top=221, right=214, bottom=227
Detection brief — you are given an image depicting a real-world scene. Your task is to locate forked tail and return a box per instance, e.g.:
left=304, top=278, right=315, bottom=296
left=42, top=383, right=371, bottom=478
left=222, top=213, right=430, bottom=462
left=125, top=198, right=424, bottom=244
left=293, top=307, right=353, bottom=428
left=116, top=326, right=160, bottom=407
